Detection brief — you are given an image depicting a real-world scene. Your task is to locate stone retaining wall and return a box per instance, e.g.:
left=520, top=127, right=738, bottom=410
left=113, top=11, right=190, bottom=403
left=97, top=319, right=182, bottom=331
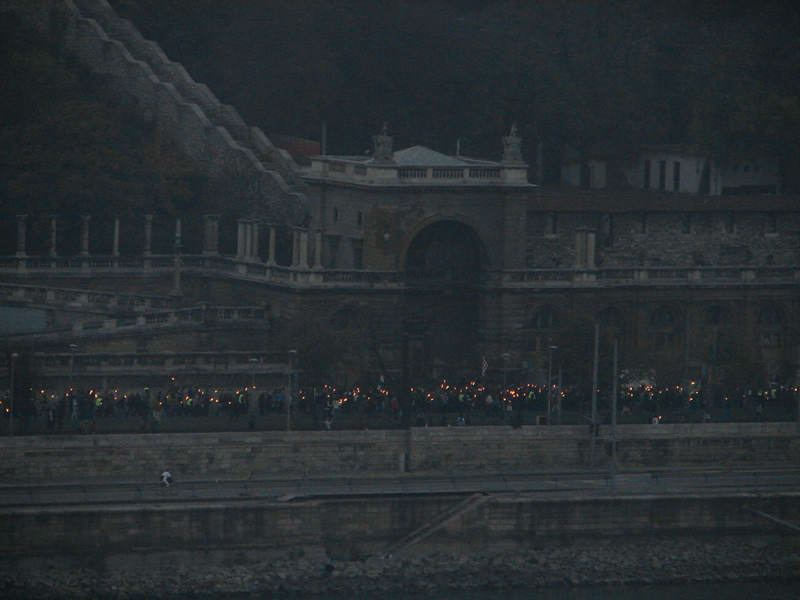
left=1, top=423, right=797, bottom=483
left=0, top=491, right=797, bottom=558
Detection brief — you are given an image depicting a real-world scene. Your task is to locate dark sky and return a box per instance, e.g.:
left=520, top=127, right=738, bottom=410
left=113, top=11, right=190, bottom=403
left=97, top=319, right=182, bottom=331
left=111, top=0, right=800, bottom=174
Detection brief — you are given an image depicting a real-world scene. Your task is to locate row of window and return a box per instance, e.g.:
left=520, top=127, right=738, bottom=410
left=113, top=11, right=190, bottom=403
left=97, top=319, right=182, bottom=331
left=535, top=212, right=779, bottom=236
left=644, top=159, right=681, bottom=191
left=529, top=304, right=785, bottom=330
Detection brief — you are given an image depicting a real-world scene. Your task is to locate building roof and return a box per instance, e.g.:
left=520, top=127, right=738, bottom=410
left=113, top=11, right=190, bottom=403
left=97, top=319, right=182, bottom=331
left=312, top=145, right=500, bottom=167
left=390, top=146, right=498, bottom=167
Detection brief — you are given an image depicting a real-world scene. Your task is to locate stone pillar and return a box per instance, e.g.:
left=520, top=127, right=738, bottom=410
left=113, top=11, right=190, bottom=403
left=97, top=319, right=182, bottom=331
left=291, top=229, right=299, bottom=267
left=574, top=231, right=586, bottom=268
left=203, top=214, right=219, bottom=255
left=586, top=231, right=596, bottom=269
left=250, top=221, right=259, bottom=261
left=49, top=215, right=58, bottom=257
left=15, top=215, right=27, bottom=257
left=79, top=215, right=91, bottom=256
left=172, top=252, right=183, bottom=296
left=237, top=219, right=246, bottom=259
left=299, top=230, right=309, bottom=269
left=313, top=230, right=323, bottom=269
left=112, top=217, right=120, bottom=258
left=143, top=215, right=153, bottom=256
left=174, top=217, right=182, bottom=252
left=267, top=226, right=277, bottom=266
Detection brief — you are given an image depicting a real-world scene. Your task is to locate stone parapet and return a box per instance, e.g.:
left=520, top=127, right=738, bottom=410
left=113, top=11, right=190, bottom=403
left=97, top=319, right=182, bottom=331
left=0, top=424, right=796, bottom=484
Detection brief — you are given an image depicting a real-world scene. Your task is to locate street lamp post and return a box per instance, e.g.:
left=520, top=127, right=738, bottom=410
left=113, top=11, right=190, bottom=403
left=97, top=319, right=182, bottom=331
left=610, top=337, right=619, bottom=490
left=69, top=343, right=78, bottom=390
left=287, top=349, right=297, bottom=431
left=249, top=357, right=259, bottom=389
left=9, top=352, right=18, bottom=436
left=590, top=323, right=600, bottom=464
left=502, top=352, right=511, bottom=394
left=547, top=345, right=557, bottom=424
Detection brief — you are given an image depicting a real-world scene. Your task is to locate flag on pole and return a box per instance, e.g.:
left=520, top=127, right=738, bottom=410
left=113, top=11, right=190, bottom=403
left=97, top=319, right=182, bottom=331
left=481, top=356, right=488, bottom=377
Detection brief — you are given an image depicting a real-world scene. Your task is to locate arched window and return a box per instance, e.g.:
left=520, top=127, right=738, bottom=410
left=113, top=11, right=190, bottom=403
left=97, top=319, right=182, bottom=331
left=758, top=305, right=784, bottom=347
left=597, top=307, right=624, bottom=330
left=649, top=306, right=678, bottom=349
left=705, top=306, right=728, bottom=327
left=650, top=307, right=675, bottom=328
left=758, top=305, right=783, bottom=327
left=532, top=306, right=560, bottom=329
left=331, top=307, right=359, bottom=331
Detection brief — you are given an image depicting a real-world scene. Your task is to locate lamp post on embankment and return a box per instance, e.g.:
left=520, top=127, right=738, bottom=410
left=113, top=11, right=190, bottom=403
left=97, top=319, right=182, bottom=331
left=69, top=343, right=78, bottom=390
left=287, top=349, right=297, bottom=431
left=590, top=323, right=599, bottom=464
left=610, top=337, right=619, bottom=490
left=9, top=352, right=18, bottom=436
left=249, top=357, right=259, bottom=389
left=547, top=345, right=557, bottom=424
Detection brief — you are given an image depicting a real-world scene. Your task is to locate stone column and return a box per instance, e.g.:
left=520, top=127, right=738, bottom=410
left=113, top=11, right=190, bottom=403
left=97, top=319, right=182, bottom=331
left=291, top=229, right=299, bottom=267
left=574, top=231, right=586, bottom=268
left=79, top=215, right=91, bottom=256
left=143, top=215, right=153, bottom=256
left=267, top=225, right=277, bottom=266
left=299, top=230, right=309, bottom=269
left=203, top=214, right=219, bottom=255
left=112, top=217, right=120, bottom=258
left=250, top=221, right=259, bottom=261
left=49, top=215, right=58, bottom=257
left=237, top=219, right=247, bottom=259
left=174, top=217, right=182, bottom=252
left=313, top=230, right=323, bottom=269
left=586, top=231, right=596, bottom=269
left=15, top=215, right=27, bottom=257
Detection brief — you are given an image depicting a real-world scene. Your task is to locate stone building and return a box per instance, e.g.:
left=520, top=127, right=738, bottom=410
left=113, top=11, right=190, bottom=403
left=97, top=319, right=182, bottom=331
left=1, top=0, right=798, bottom=391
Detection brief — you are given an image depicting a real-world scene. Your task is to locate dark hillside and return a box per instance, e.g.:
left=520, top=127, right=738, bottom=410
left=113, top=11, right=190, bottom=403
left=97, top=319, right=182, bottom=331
left=0, top=12, right=207, bottom=254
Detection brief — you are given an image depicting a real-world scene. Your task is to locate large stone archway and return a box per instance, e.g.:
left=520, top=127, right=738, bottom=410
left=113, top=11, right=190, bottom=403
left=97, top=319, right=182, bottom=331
left=404, top=220, right=485, bottom=283
left=402, top=220, right=486, bottom=378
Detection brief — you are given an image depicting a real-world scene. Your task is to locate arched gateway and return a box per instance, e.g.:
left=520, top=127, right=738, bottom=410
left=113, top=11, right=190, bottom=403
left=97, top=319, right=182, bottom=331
left=403, top=220, right=486, bottom=377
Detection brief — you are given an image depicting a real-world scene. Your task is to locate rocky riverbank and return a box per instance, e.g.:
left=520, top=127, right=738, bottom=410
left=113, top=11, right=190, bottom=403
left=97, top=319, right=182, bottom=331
left=1, top=535, right=798, bottom=599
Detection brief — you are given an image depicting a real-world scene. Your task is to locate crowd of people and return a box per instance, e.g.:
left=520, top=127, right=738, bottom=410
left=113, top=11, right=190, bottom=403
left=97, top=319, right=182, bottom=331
left=1, top=376, right=798, bottom=434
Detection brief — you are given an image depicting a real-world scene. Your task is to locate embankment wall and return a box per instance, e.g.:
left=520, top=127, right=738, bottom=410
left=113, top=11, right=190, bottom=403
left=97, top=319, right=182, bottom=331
left=1, top=423, right=798, bottom=483
left=1, top=492, right=797, bottom=559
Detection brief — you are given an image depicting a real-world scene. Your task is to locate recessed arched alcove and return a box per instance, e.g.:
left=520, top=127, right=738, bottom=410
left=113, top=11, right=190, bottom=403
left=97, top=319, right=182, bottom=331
left=402, top=220, right=486, bottom=377
left=404, top=220, right=485, bottom=284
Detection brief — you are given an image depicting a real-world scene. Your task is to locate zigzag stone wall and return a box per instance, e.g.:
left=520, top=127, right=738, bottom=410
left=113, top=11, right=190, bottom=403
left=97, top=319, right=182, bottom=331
left=4, top=0, right=308, bottom=224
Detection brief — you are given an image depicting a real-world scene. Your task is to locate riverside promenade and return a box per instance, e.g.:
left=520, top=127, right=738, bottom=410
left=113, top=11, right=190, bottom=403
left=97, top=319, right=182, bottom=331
left=1, top=423, right=798, bottom=599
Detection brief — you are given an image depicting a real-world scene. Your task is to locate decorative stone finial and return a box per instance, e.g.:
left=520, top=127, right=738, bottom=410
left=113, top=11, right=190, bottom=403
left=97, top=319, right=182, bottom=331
left=502, top=122, right=523, bottom=164
left=372, top=122, right=394, bottom=163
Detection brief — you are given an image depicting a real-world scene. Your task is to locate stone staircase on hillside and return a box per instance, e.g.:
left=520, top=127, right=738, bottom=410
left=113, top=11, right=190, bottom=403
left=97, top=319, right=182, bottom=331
left=5, top=0, right=309, bottom=223
left=71, top=0, right=308, bottom=195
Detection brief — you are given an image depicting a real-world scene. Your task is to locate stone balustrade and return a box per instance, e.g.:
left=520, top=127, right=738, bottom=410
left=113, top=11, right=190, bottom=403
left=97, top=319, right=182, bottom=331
left=0, top=350, right=287, bottom=378
left=0, top=282, right=176, bottom=312
left=2, top=254, right=799, bottom=290
left=306, top=160, right=530, bottom=186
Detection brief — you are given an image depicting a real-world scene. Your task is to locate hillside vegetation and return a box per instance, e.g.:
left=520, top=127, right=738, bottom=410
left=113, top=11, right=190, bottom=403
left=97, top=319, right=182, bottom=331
left=0, top=13, right=207, bottom=252
left=112, top=0, right=800, bottom=185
